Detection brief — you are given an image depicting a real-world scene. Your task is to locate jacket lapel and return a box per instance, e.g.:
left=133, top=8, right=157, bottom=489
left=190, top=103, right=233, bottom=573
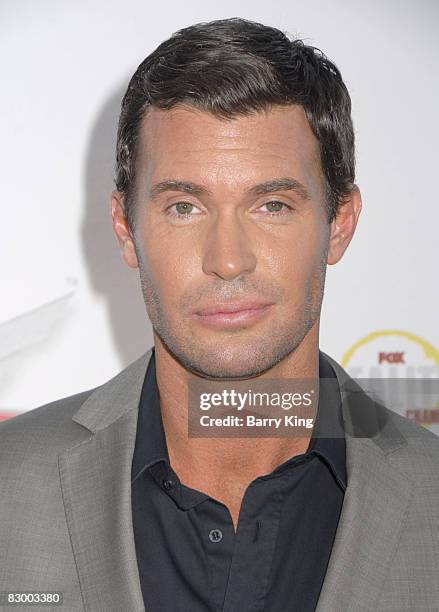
left=58, top=348, right=153, bottom=612
left=315, top=352, right=415, bottom=611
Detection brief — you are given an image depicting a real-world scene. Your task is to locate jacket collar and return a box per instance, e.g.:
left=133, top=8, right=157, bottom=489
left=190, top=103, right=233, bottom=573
left=71, top=347, right=153, bottom=433
left=72, top=346, right=408, bottom=455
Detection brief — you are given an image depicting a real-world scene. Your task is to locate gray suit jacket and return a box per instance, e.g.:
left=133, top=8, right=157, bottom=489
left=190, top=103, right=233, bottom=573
left=1, top=347, right=438, bottom=611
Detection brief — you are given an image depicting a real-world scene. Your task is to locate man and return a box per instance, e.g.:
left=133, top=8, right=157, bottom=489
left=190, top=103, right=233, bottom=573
left=1, top=17, right=438, bottom=612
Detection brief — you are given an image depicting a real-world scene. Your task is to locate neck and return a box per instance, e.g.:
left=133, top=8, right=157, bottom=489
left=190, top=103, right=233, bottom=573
left=153, top=323, right=320, bottom=483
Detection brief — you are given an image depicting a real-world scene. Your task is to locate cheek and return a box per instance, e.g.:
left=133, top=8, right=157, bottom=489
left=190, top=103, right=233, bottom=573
left=137, top=222, right=201, bottom=295
left=266, top=224, right=328, bottom=293
left=269, top=231, right=326, bottom=308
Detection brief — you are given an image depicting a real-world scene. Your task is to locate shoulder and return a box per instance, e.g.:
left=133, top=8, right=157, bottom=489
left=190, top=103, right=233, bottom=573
left=0, top=388, right=97, bottom=465
left=383, top=406, right=439, bottom=477
left=385, top=405, right=439, bottom=443
left=0, top=347, right=154, bottom=465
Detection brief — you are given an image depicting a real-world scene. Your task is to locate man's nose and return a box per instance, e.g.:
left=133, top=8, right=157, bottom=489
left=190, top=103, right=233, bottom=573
left=201, top=211, right=257, bottom=281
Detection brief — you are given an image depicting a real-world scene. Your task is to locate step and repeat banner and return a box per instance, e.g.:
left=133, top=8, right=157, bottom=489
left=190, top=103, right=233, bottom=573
left=1, top=0, right=438, bottom=433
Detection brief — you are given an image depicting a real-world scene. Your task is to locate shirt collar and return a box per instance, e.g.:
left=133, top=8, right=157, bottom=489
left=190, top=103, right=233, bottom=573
left=131, top=346, right=169, bottom=484
left=308, top=351, right=347, bottom=491
left=131, top=347, right=347, bottom=491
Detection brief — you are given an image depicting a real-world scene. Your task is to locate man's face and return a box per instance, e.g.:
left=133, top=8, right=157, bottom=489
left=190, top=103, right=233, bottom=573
left=121, top=105, right=334, bottom=379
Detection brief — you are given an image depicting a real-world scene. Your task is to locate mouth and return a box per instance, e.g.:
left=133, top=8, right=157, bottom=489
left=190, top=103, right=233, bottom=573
left=192, top=301, right=274, bottom=329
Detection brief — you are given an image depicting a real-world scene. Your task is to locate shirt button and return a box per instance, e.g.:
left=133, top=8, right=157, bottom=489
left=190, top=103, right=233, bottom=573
left=209, top=528, right=223, bottom=543
left=162, top=478, right=175, bottom=490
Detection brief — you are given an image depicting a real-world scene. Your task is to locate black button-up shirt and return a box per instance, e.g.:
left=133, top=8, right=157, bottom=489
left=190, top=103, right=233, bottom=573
left=131, top=348, right=347, bottom=612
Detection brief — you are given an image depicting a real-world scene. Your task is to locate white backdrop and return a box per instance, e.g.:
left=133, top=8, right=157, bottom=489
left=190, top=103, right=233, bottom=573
left=1, top=0, right=438, bottom=430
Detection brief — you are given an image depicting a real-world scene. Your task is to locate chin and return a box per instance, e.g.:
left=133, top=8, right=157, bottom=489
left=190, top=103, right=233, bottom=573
left=172, top=340, right=288, bottom=380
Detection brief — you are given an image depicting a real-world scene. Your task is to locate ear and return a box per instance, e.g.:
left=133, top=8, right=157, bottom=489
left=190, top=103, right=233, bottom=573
left=111, top=190, right=139, bottom=269
left=327, top=185, right=362, bottom=265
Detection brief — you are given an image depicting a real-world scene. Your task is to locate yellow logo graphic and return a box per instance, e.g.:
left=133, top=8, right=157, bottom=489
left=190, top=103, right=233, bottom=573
left=341, top=330, right=439, bottom=433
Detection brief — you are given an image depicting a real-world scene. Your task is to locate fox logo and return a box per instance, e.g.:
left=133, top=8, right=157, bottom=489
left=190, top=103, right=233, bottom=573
left=378, top=352, right=405, bottom=364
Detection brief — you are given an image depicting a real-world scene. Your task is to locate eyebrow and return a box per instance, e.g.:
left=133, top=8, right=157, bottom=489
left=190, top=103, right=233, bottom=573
left=149, top=177, right=310, bottom=202
left=252, top=178, right=310, bottom=200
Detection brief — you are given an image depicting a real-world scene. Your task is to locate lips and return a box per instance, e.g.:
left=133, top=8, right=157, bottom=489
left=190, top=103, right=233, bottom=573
left=195, top=301, right=273, bottom=316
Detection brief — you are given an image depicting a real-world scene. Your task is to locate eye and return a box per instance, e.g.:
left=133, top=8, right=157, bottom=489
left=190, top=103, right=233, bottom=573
left=166, top=201, right=203, bottom=218
left=256, top=200, right=294, bottom=216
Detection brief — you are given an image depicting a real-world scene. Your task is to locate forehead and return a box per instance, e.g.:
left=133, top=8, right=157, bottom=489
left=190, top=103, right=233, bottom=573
left=135, top=104, right=323, bottom=191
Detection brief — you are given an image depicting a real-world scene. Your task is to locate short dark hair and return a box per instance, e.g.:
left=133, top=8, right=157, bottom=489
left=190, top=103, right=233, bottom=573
left=115, top=17, right=355, bottom=231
